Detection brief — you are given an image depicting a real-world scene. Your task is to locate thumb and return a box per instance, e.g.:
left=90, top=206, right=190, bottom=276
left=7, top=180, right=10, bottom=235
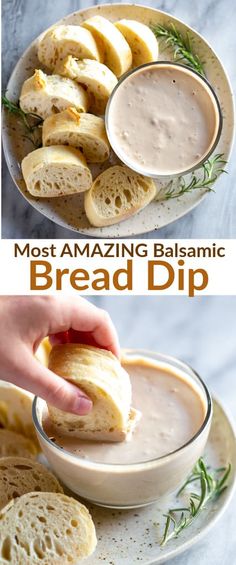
left=15, top=353, right=92, bottom=415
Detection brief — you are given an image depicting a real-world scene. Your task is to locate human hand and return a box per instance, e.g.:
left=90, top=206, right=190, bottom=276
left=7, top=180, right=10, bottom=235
left=0, top=296, right=120, bottom=415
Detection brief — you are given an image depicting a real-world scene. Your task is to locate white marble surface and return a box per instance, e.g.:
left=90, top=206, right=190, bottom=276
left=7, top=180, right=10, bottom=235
left=2, top=0, right=236, bottom=239
left=87, top=295, right=236, bottom=565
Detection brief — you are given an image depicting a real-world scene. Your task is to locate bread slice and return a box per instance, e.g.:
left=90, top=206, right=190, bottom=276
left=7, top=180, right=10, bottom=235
left=43, top=108, right=110, bottom=163
left=0, top=430, right=37, bottom=459
left=82, top=15, right=132, bottom=77
left=0, top=382, right=37, bottom=444
left=0, top=492, right=97, bottom=564
left=0, top=456, right=63, bottom=510
left=38, top=24, right=103, bottom=70
left=55, top=56, right=117, bottom=115
left=47, top=344, right=141, bottom=442
left=84, top=165, right=157, bottom=227
left=20, top=69, right=89, bottom=120
left=115, top=19, right=159, bottom=67
left=21, top=145, right=92, bottom=198
left=35, top=338, right=51, bottom=366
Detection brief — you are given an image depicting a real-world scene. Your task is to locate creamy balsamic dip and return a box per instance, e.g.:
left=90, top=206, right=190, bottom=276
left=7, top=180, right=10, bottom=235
left=106, top=63, right=220, bottom=176
left=43, top=358, right=206, bottom=464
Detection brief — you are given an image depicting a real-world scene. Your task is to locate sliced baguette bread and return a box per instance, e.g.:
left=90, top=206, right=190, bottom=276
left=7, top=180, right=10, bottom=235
left=47, top=344, right=141, bottom=442
left=115, top=19, right=159, bottom=67
left=21, top=145, right=92, bottom=197
left=20, top=69, right=89, bottom=120
left=0, top=492, right=97, bottom=564
left=0, top=382, right=37, bottom=444
left=0, top=430, right=37, bottom=459
left=38, top=24, right=103, bottom=70
left=82, top=15, right=132, bottom=77
left=43, top=108, right=110, bottom=163
left=0, top=456, right=63, bottom=510
left=55, top=56, right=117, bottom=115
left=84, top=165, right=157, bottom=227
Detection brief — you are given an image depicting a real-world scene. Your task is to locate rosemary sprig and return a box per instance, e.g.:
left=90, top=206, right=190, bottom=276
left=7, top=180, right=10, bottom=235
left=161, top=154, right=227, bottom=200
left=160, top=458, right=231, bottom=546
left=151, top=23, right=205, bottom=76
left=2, top=95, right=43, bottom=148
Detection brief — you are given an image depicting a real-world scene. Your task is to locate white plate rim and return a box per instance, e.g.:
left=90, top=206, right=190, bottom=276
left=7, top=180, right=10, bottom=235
left=40, top=395, right=236, bottom=564
left=35, top=395, right=236, bottom=564
left=143, top=395, right=236, bottom=564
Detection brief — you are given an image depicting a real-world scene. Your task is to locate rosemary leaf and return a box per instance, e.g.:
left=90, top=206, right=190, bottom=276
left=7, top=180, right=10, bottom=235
left=161, top=154, right=227, bottom=201
left=217, top=462, right=232, bottom=490
left=162, top=514, right=171, bottom=546
left=151, top=23, right=205, bottom=76
left=2, top=94, right=43, bottom=148
left=159, top=458, right=231, bottom=546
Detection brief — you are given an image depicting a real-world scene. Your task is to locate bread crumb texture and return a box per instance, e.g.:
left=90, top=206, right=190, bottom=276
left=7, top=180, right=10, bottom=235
left=0, top=456, right=63, bottom=510
left=0, top=492, right=97, bottom=564
left=0, top=430, right=37, bottom=459
left=84, top=165, right=156, bottom=226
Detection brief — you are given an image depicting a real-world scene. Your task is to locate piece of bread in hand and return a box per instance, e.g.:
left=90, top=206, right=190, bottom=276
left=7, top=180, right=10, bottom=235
left=47, top=344, right=141, bottom=442
left=35, top=337, right=51, bottom=366
left=43, top=108, right=110, bottom=163
left=38, top=24, right=103, bottom=70
left=0, top=492, right=97, bottom=564
left=20, top=69, right=89, bottom=120
left=82, top=15, right=132, bottom=77
left=0, top=430, right=37, bottom=459
left=0, top=382, right=37, bottom=444
left=115, top=19, right=159, bottom=67
left=0, top=456, right=63, bottom=510
left=55, top=56, right=117, bottom=115
left=21, top=145, right=92, bottom=197
left=84, top=165, right=157, bottom=227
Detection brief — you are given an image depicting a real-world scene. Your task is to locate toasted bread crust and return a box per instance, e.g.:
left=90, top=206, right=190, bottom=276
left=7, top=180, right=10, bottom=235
left=82, top=15, right=132, bottom=77
left=55, top=56, right=117, bottom=115
left=20, top=69, right=89, bottom=120
left=38, top=24, right=104, bottom=70
left=115, top=19, right=159, bottom=67
left=42, top=109, right=110, bottom=163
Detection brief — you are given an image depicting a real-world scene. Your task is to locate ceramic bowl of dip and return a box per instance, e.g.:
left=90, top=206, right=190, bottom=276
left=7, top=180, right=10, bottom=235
left=33, top=350, right=212, bottom=509
left=105, top=62, right=222, bottom=178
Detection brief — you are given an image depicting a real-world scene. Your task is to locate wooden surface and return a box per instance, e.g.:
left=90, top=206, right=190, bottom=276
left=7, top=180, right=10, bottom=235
left=2, top=0, right=236, bottom=238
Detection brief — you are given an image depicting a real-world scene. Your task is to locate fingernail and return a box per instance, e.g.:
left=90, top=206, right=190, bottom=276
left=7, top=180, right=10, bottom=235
left=74, top=396, right=92, bottom=415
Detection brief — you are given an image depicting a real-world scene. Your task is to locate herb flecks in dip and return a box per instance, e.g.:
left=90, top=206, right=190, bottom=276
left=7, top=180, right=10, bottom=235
left=107, top=63, right=220, bottom=176
left=43, top=358, right=206, bottom=465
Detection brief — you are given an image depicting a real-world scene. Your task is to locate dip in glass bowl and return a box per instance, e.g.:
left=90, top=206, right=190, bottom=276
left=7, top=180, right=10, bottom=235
left=33, top=350, right=212, bottom=509
left=105, top=62, right=222, bottom=178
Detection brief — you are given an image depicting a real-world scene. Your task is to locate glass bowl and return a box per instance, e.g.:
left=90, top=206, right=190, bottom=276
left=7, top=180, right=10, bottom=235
left=105, top=61, right=223, bottom=179
left=33, top=349, right=212, bottom=509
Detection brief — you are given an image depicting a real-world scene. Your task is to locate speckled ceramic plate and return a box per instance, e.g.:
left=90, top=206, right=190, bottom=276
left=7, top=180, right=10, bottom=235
left=40, top=398, right=236, bottom=564
left=2, top=4, right=234, bottom=237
